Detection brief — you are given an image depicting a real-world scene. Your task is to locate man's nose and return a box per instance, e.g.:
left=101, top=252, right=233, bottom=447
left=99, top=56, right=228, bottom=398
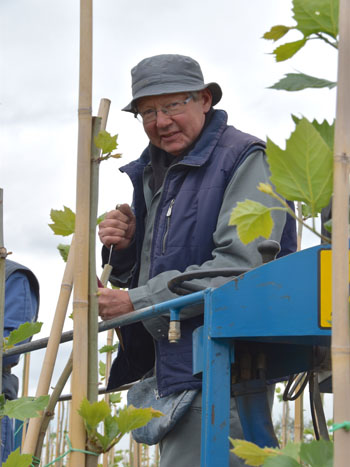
left=155, top=110, right=172, bottom=127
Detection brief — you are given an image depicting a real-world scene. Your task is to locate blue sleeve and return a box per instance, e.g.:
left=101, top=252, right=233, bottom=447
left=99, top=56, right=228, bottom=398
left=3, top=272, right=38, bottom=367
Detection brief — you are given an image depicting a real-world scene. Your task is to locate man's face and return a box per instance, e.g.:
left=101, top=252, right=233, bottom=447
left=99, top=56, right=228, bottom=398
left=136, top=90, right=212, bottom=156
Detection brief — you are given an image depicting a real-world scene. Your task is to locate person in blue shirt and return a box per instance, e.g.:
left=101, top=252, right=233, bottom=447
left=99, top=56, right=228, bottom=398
left=1, top=260, right=39, bottom=463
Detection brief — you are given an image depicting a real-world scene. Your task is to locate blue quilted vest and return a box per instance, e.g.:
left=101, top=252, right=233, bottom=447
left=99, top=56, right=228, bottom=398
left=107, top=110, right=296, bottom=396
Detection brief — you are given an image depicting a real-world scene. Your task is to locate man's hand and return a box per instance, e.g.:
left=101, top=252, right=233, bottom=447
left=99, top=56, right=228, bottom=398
left=98, top=204, right=136, bottom=250
left=98, top=288, right=134, bottom=320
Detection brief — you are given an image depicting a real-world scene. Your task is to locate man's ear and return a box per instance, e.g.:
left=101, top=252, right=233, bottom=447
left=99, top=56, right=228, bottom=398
left=201, top=88, right=213, bottom=112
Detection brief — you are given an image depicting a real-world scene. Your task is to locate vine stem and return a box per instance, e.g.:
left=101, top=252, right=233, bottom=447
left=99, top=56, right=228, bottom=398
left=267, top=190, right=331, bottom=244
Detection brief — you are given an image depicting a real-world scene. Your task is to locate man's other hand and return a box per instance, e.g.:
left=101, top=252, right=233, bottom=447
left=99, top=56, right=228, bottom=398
left=98, top=288, right=134, bottom=320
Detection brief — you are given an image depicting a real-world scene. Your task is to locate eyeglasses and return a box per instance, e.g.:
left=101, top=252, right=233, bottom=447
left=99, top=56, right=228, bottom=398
left=136, top=95, right=193, bottom=124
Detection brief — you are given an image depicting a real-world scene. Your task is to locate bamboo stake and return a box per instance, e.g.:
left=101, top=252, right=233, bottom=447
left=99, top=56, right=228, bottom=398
left=102, top=329, right=114, bottom=467
left=69, top=0, right=93, bottom=462
left=86, top=116, right=102, bottom=467
left=23, top=238, right=75, bottom=455
left=20, top=353, right=31, bottom=449
left=0, top=188, right=6, bottom=445
left=331, top=0, right=350, bottom=465
left=35, top=353, right=73, bottom=461
left=294, top=203, right=304, bottom=443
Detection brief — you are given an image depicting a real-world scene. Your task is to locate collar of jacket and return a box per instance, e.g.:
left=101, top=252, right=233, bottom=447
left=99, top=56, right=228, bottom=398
left=120, top=109, right=228, bottom=177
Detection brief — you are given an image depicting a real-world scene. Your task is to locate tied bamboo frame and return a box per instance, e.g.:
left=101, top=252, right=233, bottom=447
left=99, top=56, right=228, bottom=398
left=332, top=0, right=350, bottom=465
left=69, top=0, right=93, bottom=463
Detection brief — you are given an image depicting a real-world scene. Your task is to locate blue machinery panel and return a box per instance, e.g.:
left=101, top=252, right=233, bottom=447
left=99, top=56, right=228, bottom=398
left=194, top=244, right=331, bottom=466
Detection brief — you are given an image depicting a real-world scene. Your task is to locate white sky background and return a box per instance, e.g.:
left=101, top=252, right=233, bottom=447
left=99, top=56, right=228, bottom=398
left=1, top=0, right=336, bottom=432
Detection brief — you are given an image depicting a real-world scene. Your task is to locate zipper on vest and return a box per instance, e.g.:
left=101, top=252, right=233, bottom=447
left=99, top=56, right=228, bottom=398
left=162, top=198, right=175, bottom=254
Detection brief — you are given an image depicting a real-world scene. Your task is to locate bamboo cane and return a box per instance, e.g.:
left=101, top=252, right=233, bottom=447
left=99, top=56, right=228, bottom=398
left=331, top=0, right=350, bottom=465
left=86, top=116, right=102, bottom=467
left=102, top=329, right=114, bottom=467
left=294, top=202, right=304, bottom=443
left=22, top=237, right=75, bottom=455
left=20, top=353, right=31, bottom=449
left=35, top=353, right=73, bottom=461
left=0, top=188, right=6, bottom=445
left=68, top=0, right=93, bottom=463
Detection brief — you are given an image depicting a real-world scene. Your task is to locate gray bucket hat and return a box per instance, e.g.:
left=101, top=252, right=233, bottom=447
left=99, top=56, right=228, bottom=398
left=122, top=54, right=222, bottom=114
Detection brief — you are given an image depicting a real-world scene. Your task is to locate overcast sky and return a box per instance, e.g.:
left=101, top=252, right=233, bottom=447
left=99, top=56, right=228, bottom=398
left=1, top=0, right=336, bottom=421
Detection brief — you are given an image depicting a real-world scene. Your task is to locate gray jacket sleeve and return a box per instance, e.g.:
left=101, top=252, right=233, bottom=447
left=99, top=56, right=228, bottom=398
left=128, top=150, right=287, bottom=338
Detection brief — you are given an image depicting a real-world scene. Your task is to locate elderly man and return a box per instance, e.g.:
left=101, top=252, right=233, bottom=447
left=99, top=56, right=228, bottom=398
left=98, top=54, right=296, bottom=466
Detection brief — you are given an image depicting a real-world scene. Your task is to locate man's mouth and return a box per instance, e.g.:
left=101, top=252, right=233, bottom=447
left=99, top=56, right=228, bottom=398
left=160, top=131, right=180, bottom=142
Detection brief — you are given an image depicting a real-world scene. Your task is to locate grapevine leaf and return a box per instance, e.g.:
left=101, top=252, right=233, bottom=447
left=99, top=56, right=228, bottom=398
left=229, top=200, right=274, bottom=244
left=299, top=439, right=333, bottom=467
left=3, top=448, right=33, bottom=467
left=264, top=455, right=300, bottom=467
left=97, top=212, right=106, bottom=224
left=49, top=206, right=75, bottom=236
left=99, top=343, right=119, bottom=354
left=105, top=414, right=121, bottom=442
left=116, top=405, right=163, bottom=435
left=273, top=39, right=307, bottom=62
left=99, top=360, right=106, bottom=378
left=301, top=203, right=314, bottom=219
left=280, top=442, right=301, bottom=460
left=270, top=73, right=337, bottom=91
left=292, top=116, right=335, bottom=150
left=57, top=244, right=70, bottom=262
left=311, top=119, right=335, bottom=150
left=266, top=118, right=333, bottom=215
left=94, top=131, right=118, bottom=155
left=229, top=439, right=278, bottom=466
left=4, top=322, right=43, bottom=349
left=293, top=0, right=339, bottom=39
left=4, top=396, right=49, bottom=421
left=78, top=398, right=110, bottom=431
left=94, top=431, right=111, bottom=452
left=0, top=394, right=5, bottom=417
left=323, top=218, right=332, bottom=233
left=109, top=392, right=122, bottom=404
left=263, top=25, right=293, bottom=41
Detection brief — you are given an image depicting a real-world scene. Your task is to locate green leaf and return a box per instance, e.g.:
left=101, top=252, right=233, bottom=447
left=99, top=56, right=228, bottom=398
left=264, top=455, right=300, bottom=467
left=301, top=203, right=314, bottom=219
left=104, top=414, right=121, bottom=442
left=323, top=218, right=332, bottom=233
left=97, top=212, right=107, bottom=224
left=311, top=119, right=335, bottom=150
left=4, top=396, right=49, bottom=421
left=293, top=0, right=339, bottom=39
left=266, top=118, right=333, bottom=215
left=3, top=448, right=33, bottom=467
left=99, top=360, right=106, bottom=378
left=269, top=73, right=337, bottom=91
left=49, top=206, right=76, bottom=236
left=280, top=442, right=301, bottom=460
left=94, top=131, right=118, bottom=155
left=4, top=322, right=43, bottom=350
left=57, top=243, right=70, bottom=262
left=292, top=116, right=335, bottom=150
left=229, top=200, right=274, bottom=244
left=109, top=392, right=122, bottom=404
left=78, top=398, right=110, bottom=430
left=99, top=343, right=119, bottom=354
left=229, top=439, right=278, bottom=466
left=116, top=405, right=163, bottom=435
left=273, top=39, right=307, bottom=62
left=299, top=439, right=333, bottom=467
left=263, top=25, right=293, bottom=41
left=0, top=394, right=6, bottom=418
